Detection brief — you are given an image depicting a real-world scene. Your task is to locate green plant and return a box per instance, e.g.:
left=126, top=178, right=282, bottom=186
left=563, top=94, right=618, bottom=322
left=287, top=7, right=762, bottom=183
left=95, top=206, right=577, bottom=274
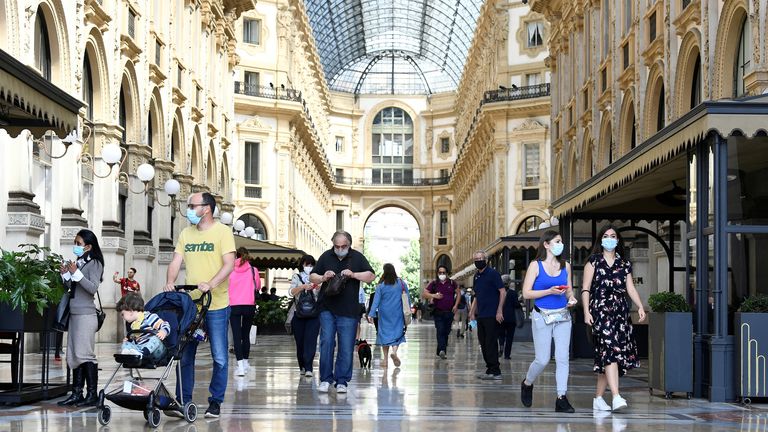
left=648, top=291, right=690, bottom=313
left=738, top=294, right=768, bottom=313
left=254, top=297, right=291, bottom=326
left=0, top=244, right=66, bottom=314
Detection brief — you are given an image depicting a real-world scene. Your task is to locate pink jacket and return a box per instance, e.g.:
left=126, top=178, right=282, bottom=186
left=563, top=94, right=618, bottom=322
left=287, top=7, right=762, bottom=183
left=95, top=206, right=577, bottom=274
left=229, top=258, right=260, bottom=306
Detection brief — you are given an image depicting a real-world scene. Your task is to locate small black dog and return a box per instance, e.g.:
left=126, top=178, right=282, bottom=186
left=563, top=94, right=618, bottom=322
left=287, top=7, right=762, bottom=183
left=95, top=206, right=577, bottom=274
left=356, top=339, right=372, bottom=370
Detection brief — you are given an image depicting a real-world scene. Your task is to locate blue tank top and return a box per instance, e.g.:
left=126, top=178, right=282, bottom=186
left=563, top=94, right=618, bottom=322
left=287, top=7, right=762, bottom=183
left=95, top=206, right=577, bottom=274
left=532, top=260, right=568, bottom=309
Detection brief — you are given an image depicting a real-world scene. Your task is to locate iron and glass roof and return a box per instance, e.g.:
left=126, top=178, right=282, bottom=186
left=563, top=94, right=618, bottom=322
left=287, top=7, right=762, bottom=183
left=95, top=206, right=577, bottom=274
left=303, top=0, right=483, bottom=95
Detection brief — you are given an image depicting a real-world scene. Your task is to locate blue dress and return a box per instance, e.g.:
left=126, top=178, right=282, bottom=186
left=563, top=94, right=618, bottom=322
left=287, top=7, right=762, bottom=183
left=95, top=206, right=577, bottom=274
left=369, top=279, right=410, bottom=346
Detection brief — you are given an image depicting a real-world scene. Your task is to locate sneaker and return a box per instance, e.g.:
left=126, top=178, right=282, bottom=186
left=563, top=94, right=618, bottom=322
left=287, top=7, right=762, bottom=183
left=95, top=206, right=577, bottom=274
left=300, top=367, right=306, bottom=375
left=305, top=371, right=313, bottom=378
left=612, top=395, right=628, bottom=412
left=318, top=382, right=331, bottom=393
left=555, top=395, right=575, bottom=413
left=476, top=373, right=493, bottom=379
left=204, top=401, right=220, bottom=418
left=521, top=380, right=534, bottom=407
left=234, top=363, right=245, bottom=377
left=593, top=396, right=612, bottom=411
left=243, top=360, right=251, bottom=372
left=336, top=384, right=348, bottom=394
left=481, top=374, right=502, bottom=381
left=438, top=350, right=447, bottom=359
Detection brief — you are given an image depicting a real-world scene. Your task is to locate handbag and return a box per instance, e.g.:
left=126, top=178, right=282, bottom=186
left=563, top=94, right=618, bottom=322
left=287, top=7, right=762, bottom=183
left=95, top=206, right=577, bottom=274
left=249, top=325, right=258, bottom=344
left=323, top=273, right=348, bottom=297
left=284, top=303, right=295, bottom=335
left=53, top=292, right=71, bottom=332
left=294, top=273, right=319, bottom=318
left=95, top=289, right=106, bottom=331
left=400, top=279, right=412, bottom=327
left=536, top=305, right=571, bottom=325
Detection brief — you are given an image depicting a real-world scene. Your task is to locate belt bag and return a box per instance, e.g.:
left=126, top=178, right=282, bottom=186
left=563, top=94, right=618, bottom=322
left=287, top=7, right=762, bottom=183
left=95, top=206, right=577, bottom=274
left=537, top=306, right=571, bottom=325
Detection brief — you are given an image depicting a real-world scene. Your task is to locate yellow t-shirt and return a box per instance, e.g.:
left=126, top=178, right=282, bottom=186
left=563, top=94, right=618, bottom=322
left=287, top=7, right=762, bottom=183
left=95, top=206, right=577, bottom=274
left=175, top=222, right=236, bottom=310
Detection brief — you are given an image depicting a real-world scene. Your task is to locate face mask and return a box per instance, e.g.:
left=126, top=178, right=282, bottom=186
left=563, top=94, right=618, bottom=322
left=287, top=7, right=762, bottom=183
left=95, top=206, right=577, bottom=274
left=73, top=245, right=85, bottom=258
left=187, top=208, right=202, bottom=225
left=474, top=260, right=487, bottom=270
left=303, top=266, right=313, bottom=274
left=334, top=247, right=349, bottom=258
left=551, top=243, right=564, bottom=256
left=438, top=274, right=447, bottom=281
left=602, top=238, right=619, bottom=251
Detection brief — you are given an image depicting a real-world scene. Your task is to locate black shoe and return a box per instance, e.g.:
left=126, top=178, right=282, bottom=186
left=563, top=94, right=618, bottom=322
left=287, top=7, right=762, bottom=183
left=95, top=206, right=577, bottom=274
left=205, top=401, right=220, bottom=418
left=555, top=395, right=575, bottom=413
left=521, top=380, right=533, bottom=407
left=58, top=365, right=84, bottom=406
left=75, top=362, right=98, bottom=407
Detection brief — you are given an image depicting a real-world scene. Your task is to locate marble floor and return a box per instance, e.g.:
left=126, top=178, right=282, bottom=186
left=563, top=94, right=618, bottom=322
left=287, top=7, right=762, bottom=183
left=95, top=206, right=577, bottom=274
left=0, top=322, right=767, bottom=431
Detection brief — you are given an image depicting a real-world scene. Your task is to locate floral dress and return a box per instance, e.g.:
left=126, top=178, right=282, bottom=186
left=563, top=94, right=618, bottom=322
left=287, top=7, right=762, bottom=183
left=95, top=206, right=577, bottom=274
left=588, top=253, right=640, bottom=376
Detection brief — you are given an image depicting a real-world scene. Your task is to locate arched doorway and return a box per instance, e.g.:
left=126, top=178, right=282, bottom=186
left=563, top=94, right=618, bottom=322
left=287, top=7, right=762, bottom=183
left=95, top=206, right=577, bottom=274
left=237, top=213, right=268, bottom=240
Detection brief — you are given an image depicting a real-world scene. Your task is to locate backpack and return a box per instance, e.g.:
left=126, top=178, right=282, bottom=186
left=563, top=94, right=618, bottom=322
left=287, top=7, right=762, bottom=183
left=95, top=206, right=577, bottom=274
left=458, top=291, right=467, bottom=309
left=294, top=273, right=319, bottom=319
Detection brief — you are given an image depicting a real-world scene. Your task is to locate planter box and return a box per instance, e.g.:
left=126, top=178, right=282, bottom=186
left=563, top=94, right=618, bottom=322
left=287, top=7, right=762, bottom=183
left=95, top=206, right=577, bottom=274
left=0, top=303, right=54, bottom=332
left=648, top=312, right=693, bottom=398
left=736, top=312, right=768, bottom=399
left=256, top=323, right=290, bottom=335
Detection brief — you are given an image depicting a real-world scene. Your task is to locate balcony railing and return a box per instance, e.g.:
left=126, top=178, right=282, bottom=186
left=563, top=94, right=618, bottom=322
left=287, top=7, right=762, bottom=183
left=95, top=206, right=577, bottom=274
left=334, top=176, right=450, bottom=187
left=234, top=82, right=302, bottom=102
left=483, top=83, right=550, bottom=104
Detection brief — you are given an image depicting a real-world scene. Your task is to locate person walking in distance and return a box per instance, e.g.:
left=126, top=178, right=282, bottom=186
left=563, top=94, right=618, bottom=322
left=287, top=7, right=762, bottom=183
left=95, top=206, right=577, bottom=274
left=423, top=265, right=460, bottom=359
left=520, top=230, right=577, bottom=413
left=468, top=250, right=505, bottom=380
left=368, top=263, right=410, bottom=368
left=289, top=255, right=321, bottom=377
left=454, top=285, right=469, bottom=339
left=497, top=274, right=522, bottom=360
left=229, top=247, right=259, bottom=376
left=582, top=225, right=646, bottom=412
left=164, top=192, right=236, bottom=418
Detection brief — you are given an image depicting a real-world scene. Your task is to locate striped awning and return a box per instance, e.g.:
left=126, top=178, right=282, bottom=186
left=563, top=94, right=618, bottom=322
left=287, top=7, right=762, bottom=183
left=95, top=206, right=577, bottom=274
left=234, top=236, right=306, bottom=270
left=0, top=48, right=83, bottom=136
left=553, top=95, right=768, bottom=216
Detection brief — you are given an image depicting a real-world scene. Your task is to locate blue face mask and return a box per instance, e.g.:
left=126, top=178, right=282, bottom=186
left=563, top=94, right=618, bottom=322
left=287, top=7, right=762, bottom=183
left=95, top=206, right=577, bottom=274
left=73, top=245, right=85, bottom=257
left=601, top=238, right=619, bottom=251
left=187, top=208, right=202, bottom=225
left=551, top=243, right=564, bottom=256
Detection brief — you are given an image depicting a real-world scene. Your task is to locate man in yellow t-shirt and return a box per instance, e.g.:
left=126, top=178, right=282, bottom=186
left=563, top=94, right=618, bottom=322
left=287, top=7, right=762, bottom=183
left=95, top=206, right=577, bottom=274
left=165, top=192, right=235, bottom=418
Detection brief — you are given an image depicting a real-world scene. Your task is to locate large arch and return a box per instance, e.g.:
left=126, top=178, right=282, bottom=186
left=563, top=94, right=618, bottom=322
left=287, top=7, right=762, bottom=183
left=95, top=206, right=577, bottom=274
left=581, top=127, right=594, bottom=181
left=360, top=199, right=425, bottom=235
left=618, top=90, right=636, bottom=156
left=119, top=61, right=141, bottom=143
left=190, top=126, right=203, bottom=179
left=566, top=145, right=578, bottom=191
left=597, top=113, right=613, bottom=170
left=148, top=87, right=164, bottom=158
left=674, top=31, right=702, bottom=117
left=206, top=141, right=217, bottom=190
left=83, top=27, right=110, bottom=122
left=552, top=152, right=564, bottom=199
left=511, top=211, right=549, bottom=234
left=33, top=0, right=70, bottom=89
left=364, top=100, right=421, bottom=167
left=236, top=211, right=272, bottom=240
left=644, top=62, right=665, bottom=139
left=170, top=108, right=185, bottom=169
left=713, top=1, right=749, bottom=98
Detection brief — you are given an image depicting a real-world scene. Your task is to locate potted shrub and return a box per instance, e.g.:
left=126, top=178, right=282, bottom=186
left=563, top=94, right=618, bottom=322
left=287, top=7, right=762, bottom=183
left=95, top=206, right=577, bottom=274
left=648, top=291, right=693, bottom=399
left=254, top=297, right=291, bottom=335
left=0, top=244, right=66, bottom=332
left=736, top=294, right=768, bottom=401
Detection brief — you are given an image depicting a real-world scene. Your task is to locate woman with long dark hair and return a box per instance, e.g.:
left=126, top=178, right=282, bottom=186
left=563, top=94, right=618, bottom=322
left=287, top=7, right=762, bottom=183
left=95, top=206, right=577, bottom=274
left=367, top=263, right=410, bottom=368
left=58, top=229, right=104, bottom=407
left=582, top=224, right=646, bottom=412
left=289, top=254, right=320, bottom=377
left=229, top=247, right=260, bottom=376
left=520, top=230, right=577, bottom=413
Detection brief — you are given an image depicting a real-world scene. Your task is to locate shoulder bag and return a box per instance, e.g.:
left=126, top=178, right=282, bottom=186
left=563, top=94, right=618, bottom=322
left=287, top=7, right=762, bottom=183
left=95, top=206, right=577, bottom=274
left=53, top=292, right=71, bottom=332
left=400, top=279, right=412, bottom=327
left=95, top=289, right=106, bottom=331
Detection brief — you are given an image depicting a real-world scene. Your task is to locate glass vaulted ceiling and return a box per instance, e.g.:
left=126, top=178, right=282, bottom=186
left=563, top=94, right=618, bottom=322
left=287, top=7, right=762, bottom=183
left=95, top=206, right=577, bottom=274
left=303, top=0, right=483, bottom=95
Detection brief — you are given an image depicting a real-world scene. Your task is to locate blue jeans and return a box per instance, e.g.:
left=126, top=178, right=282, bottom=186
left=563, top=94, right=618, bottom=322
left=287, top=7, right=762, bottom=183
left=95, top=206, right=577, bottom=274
left=433, top=310, right=454, bottom=355
left=319, top=311, right=358, bottom=387
left=176, top=307, right=230, bottom=404
left=121, top=336, right=166, bottom=363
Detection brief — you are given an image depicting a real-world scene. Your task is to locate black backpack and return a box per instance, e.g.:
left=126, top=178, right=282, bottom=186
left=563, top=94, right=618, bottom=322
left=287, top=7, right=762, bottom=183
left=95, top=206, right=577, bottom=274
left=294, top=274, right=319, bottom=319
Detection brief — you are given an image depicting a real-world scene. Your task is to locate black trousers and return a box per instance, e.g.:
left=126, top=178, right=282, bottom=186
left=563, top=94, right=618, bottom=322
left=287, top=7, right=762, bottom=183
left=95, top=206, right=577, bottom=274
left=292, top=316, right=320, bottom=371
left=229, top=305, right=255, bottom=360
left=477, top=317, right=501, bottom=375
left=497, top=321, right=516, bottom=358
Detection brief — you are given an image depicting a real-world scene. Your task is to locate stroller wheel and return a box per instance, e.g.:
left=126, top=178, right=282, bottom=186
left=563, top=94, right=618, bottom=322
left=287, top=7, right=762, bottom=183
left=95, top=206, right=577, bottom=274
left=97, top=405, right=111, bottom=425
left=184, top=401, right=197, bottom=422
left=147, top=408, right=161, bottom=428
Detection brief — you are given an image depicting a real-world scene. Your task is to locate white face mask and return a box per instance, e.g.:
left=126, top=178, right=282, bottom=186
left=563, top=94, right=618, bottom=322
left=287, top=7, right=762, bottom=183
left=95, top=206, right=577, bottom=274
left=438, top=274, right=447, bottom=281
left=303, top=266, right=313, bottom=274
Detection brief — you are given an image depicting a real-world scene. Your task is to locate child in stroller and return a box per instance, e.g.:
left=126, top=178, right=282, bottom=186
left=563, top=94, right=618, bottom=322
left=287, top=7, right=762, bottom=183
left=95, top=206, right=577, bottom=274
left=117, top=293, right=170, bottom=363
left=96, top=286, right=211, bottom=427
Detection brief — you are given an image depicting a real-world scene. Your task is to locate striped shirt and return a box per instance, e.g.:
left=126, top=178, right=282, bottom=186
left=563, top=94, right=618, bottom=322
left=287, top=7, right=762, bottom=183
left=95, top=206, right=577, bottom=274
left=129, top=312, right=171, bottom=344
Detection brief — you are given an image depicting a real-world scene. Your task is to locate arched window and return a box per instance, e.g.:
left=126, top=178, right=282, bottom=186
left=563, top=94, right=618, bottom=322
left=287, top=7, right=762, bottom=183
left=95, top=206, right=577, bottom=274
left=517, top=216, right=544, bottom=234
left=237, top=214, right=268, bottom=240
left=35, top=8, right=51, bottom=80
left=656, top=83, right=665, bottom=132
left=734, top=17, right=750, bottom=97
left=119, top=86, right=127, bottom=143
left=436, top=254, right=452, bottom=274
left=82, top=53, right=94, bottom=120
left=371, top=107, right=413, bottom=185
left=690, top=54, right=701, bottom=109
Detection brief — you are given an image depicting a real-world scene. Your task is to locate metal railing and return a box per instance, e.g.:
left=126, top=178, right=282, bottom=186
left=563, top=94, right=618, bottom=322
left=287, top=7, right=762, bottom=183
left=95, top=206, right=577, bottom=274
left=334, top=176, right=450, bottom=187
left=483, top=83, right=550, bottom=103
left=234, top=82, right=302, bottom=102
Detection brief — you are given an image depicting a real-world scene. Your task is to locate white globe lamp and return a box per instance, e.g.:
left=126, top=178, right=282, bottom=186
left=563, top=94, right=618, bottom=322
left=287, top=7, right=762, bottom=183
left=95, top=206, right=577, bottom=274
left=234, top=220, right=245, bottom=231
left=244, top=227, right=256, bottom=238
left=220, top=212, right=233, bottom=225
left=136, top=163, right=155, bottom=183
left=101, top=143, right=123, bottom=165
left=164, top=179, right=181, bottom=196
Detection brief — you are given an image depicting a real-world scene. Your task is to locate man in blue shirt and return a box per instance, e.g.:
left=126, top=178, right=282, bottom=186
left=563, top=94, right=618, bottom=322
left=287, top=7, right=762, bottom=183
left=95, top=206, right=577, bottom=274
left=468, top=250, right=506, bottom=379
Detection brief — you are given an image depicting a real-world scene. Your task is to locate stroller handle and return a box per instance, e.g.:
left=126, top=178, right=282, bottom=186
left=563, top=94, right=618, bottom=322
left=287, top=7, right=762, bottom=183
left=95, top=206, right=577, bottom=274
left=172, top=284, right=213, bottom=310
left=174, top=285, right=198, bottom=291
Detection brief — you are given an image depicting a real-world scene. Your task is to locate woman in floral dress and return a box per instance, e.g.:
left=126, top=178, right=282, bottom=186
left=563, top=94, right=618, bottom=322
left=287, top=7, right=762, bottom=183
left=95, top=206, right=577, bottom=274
left=582, top=225, right=646, bottom=413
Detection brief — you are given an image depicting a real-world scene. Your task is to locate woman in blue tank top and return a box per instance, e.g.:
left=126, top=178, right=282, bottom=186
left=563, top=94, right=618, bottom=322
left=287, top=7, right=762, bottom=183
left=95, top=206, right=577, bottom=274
left=520, top=230, right=576, bottom=413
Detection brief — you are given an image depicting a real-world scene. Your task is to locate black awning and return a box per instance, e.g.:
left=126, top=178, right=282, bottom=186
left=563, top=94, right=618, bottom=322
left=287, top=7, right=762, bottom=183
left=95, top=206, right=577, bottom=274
left=0, top=48, right=83, bottom=136
left=234, top=236, right=306, bottom=270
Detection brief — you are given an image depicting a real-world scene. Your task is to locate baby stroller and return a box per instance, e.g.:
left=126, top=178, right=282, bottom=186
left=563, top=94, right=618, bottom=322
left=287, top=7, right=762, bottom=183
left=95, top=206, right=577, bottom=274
left=96, top=285, right=211, bottom=427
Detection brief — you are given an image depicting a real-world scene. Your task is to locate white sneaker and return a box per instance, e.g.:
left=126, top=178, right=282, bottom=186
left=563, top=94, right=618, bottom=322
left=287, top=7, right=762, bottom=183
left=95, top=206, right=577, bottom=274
left=612, top=395, right=628, bottom=411
left=318, top=381, right=330, bottom=393
left=304, top=371, right=313, bottom=377
left=593, top=396, right=612, bottom=411
left=234, top=361, right=245, bottom=376
left=243, top=360, right=251, bottom=372
left=336, top=384, right=347, bottom=393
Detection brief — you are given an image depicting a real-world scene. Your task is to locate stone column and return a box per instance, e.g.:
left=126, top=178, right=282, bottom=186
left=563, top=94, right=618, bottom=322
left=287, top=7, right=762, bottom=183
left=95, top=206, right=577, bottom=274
left=4, top=130, right=45, bottom=248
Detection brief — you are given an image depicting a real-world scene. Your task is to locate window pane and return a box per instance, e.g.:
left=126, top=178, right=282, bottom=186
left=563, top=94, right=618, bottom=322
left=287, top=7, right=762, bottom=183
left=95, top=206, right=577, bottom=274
left=727, top=136, right=768, bottom=225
